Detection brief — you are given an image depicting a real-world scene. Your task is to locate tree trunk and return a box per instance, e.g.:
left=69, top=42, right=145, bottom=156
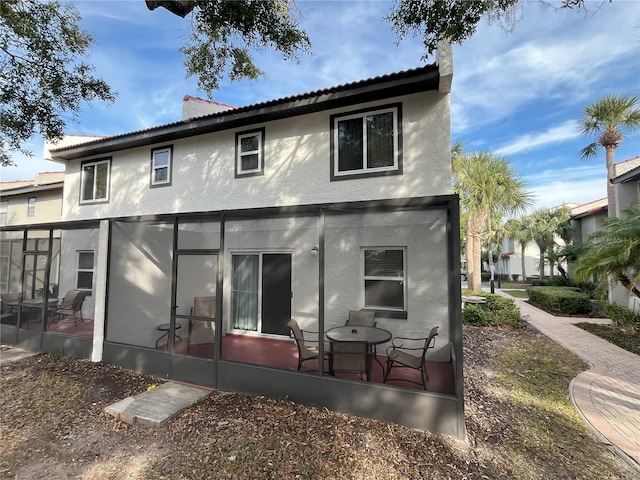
left=466, top=214, right=484, bottom=293
left=617, top=274, right=640, bottom=298
left=520, top=244, right=526, bottom=280
left=539, top=249, right=546, bottom=280
left=606, top=146, right=616, bottom=218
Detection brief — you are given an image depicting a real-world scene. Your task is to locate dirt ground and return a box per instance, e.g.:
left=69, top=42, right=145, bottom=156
left=0, top=326, right=636, bottom=480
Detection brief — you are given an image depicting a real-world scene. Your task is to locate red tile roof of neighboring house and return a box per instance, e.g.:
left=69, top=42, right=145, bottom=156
left=0, top=171, right=64, bottom=194
left=182, top=95, right=236, bottom=111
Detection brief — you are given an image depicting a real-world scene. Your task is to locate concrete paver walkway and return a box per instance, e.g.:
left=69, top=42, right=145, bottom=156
left=506, top=294, right=640, bottom=470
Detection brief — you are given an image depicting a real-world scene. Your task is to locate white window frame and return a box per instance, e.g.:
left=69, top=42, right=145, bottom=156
left=27, top=197, right=36, bottom=217
left=150, top=146, right=172, bottom=187
left=362, top=247, right=407, bottom=312
left=235, top=128, right=265, bottom=177
left=76, top=250, right=94, bottom=291
left=332, top=104, right=401, bottom=179
left=80, top=158, right=111, bottom=204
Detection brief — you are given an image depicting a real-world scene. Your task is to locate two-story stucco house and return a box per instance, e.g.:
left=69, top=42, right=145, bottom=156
left=0, top=47, right=465, bottom=438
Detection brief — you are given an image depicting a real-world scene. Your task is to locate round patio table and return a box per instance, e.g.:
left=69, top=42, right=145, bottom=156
left=326, top=326, right=392, bottom=378
left=326, top=325, right=392, bottom=345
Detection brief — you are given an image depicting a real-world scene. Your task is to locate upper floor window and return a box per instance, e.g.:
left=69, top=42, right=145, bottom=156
left=235, top=128, right=265, bottom=178
left=27, top=197, right=36, bottom=217
left=76, top=251, right=94, bottom=290
left=330, top=104, right=402, bottom=180
left=80, top=158, right=110, bottom=204
left=151, top=146, right=172, bottom=187
left=363, top=248, right=406, bottom=312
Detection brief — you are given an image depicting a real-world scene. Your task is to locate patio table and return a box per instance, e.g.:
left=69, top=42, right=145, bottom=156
left=326, top=325, right=392, bottom=377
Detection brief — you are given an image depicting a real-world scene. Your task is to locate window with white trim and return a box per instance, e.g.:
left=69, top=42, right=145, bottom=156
left=363, top=248, right=406, bottom=311
left=235, top=128, right=264, bottom=177
left=151, top=146, right=172, bottom=186
left=76, top=251, right=94, bottom=290
left=80, top=158, right=110, bottom=203
left=27, top=197, right=36, bottom=217
left=331, top=104, right=402, bottom=180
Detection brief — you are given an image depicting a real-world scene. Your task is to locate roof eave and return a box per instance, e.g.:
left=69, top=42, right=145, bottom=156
left=50, top=66, right=440, bottom=161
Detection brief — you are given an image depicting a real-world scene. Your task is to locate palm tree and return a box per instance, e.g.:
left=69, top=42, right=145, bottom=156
left=579, top=94, right=640, bottom=217
left=453, top=151, right=533, bottom=292
left=504, top=216, right=535, bottom=281
left=575, top=202, right=640, bottom=298
left=530, top=207, right=571, bottom=280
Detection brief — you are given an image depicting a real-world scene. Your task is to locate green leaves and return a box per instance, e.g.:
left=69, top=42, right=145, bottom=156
left=178, top=0, right=311, bottom=94
left=0, top=0, right=115, bottom=165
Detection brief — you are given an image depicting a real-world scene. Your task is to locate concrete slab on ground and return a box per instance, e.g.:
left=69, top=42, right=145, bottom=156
left=105, top=381, right=211, bottom=427
left=0, top=345, right=38, bottom=365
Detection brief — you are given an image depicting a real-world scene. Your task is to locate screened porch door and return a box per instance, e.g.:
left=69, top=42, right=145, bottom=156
left=231, top=253, right=292, bottom=336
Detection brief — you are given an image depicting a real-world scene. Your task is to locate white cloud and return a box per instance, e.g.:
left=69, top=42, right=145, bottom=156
left=495, top=120, right=580, bottom=156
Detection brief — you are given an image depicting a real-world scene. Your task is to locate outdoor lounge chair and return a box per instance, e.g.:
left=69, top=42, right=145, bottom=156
left=55, top=290, right=90, bottom=326
left=383, top=326, right=439, bottom=390
left=287, top=318, right=330, bottom=371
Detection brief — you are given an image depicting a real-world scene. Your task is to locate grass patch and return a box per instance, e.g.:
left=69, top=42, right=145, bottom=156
left=493, top=339, right=626, bottom=479
left=484, top=281, right=531, bottom=289
left=576, top=323, right=640, bottom=355
left=502, top=289, right=529, bottom=298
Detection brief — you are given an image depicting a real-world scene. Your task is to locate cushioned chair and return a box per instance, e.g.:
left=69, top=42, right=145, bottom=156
left=188, top=296, right=215, bottom=353
left=329, top=340, right=372, bottom=381
left=287, top=318, right=330, bottom=371
left=345, top=310, right=376, bottom=327
left=55, top=290, right=90, bottom=326
left=383, top=326, right=439, bottom=390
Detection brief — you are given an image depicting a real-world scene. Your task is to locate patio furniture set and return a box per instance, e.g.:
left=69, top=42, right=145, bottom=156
left=287, top=311, right=439, bottom=390
left=0, top=289, right=89, bottom=326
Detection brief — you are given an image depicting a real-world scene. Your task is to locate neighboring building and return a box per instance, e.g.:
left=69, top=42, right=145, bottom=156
left=1, top=50, right=466, bottom=439
left=0, top=172, right=64, bottom=226
left=181, top=95, right=235, bottom=120
left=611, top=156, right=640, bottom=310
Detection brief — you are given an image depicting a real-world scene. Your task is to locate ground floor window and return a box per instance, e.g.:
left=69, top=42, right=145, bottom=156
left=76, top=251, right=94, bottom=290
left=363, top=248, right=406, bottom=310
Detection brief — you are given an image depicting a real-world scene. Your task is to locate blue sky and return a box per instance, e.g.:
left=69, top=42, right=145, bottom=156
left=2, top=0, right=639, bottom=211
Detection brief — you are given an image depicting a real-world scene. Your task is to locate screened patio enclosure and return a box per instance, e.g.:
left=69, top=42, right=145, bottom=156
left=1, top=196, right=465, bottom=439
left=101, top=195, right=464, bottom=438
left=0, top=223, right=100, bottom=357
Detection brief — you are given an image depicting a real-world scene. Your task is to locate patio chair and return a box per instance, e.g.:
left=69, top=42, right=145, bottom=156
left=329, top=340, right=372, bottom=381
left=187, top=296, right=215, bottom=353
left=383, top=326, right=439, bottom=390
left=55, top=290, right=90, bottom=326
left=287, top=318, right=330, bottom=371
left=345, top=310, right=376, bottom=327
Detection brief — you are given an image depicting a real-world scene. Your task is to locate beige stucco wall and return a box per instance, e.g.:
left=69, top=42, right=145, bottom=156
left=1, top=189, right=62, bottom=225
left=60, top=91, right=451, bottom=221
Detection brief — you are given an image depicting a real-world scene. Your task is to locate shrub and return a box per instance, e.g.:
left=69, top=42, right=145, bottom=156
left=549, top=277, right=570, bottom=287
left=528, top=286, right=592, bottom=315
left=600, top=302, right=640, bottom=331
left=462, top=291, right=523, bottom=328
left=511, top=274, right=520, bottom=282
left=463, top=305, right=488, bottom=326
left=481, top=272, right=491, bottom=281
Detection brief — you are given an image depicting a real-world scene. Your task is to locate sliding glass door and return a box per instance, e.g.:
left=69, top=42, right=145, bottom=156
left=231, top=252, right=292, bottom=336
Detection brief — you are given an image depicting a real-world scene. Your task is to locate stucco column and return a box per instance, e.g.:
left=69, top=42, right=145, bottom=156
left=91, top=219, right=110, bottom=362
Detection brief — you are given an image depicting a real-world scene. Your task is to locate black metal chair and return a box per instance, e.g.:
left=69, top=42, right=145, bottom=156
left=383, top=326, right=439, bottom=390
